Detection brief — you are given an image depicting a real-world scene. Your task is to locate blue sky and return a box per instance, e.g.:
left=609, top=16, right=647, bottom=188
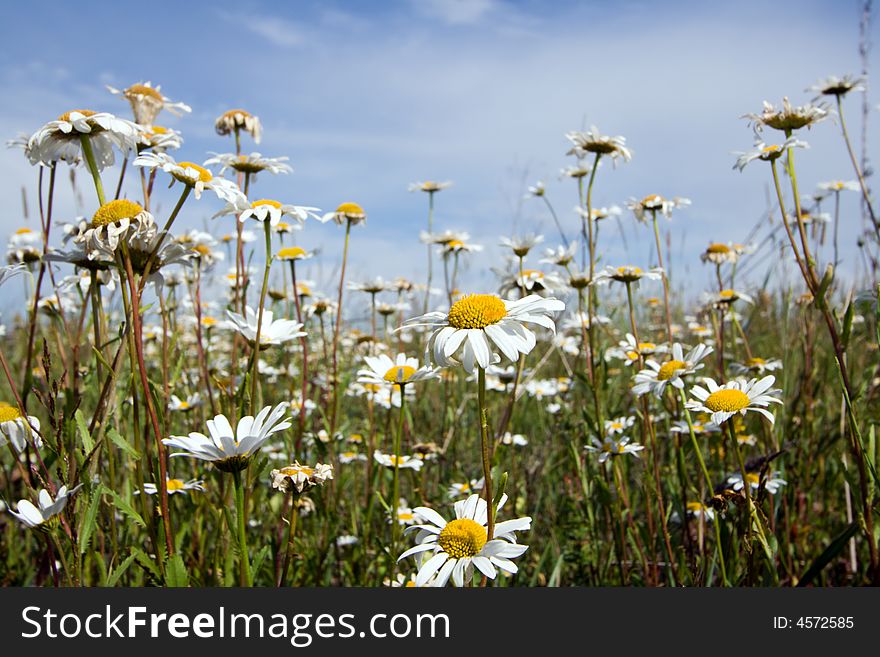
left=0, top=0, right=875, bottom=305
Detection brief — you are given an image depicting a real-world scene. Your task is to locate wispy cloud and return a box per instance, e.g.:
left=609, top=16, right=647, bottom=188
left=411, top=0, right=501, bottom=25
left=218, top=10, right=308, bottom=48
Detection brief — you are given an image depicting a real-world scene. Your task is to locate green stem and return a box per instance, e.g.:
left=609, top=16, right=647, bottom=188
left=232, top=469, right=253, bottom=586
left=478, top=368, right=495, bottom=541
left=79, top=135, right=106, bottom=205
left=249, top=220, right=274, bottom=415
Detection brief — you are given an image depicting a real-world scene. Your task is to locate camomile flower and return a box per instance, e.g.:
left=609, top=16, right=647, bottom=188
left=626, top=194, right=691, bottom=223
left=337, top=535, right=359, bottom=548
left=373, top=450, right=424, bottom=471
left=106, top=81, right=190, bottom=124
left=733, top=138, right=808, bottom=171
left=440, top=237, right=483, bottom=255
left=526, top=181, right=545, bottom=197
left=163, top=403, right=291, bottom=472
left=541, top=242, right=578, bottom=267
left=497, top=268, right=565, bottom=298
left=591, top=265, right=663, bottom=286
left=393, top=500, right=424, bottom=526
left=404, top=293, right=565, bottom=373
left=807, top=75, right=865, bottom=99
left=0, top=402, right=42, bottom=452
left=632, top=342, right=713, bottom=398
left=348, top=277, right=389, bottom=295
left=339, top=451, right=367, bottom=464
left=216, top=198, right=321, bottom=228
left=317, top=201, right=367, bottom=226
left=138, top=125, right=183, bottom=152
left=73, top=199, right=156, bottom=260
left=560, top=162, right=594, bottom=179
left=215, top=109, right=262, bottom=143
left=588, top=205, right=623, bottom=222
left=385, top=572, right=420, bottom=587
left=726, top=471, right=787, bottom=494
left=204, top=152, right=292, bottom=177
left=142, top=477, right=204, bottom=496
left=565, top=126, right=632, bottom=164
left=398, top=493, right=531, bottom=587
left=270, top=462, right=334, bottom=494
left=448, top=479, right=483, bottom=499
left=276, top=246, right=314, bottom=262
left=682, top=501, right=715, bottom=522
left=706, top=288, right=754, bottom=307
left=818, top=179, right=860, bottom=193
left=688, top=321, right=713, bottom=339
left=225, top=306, right=306, bottom=348
left=729, top=357, right=783, bottom=376
left=586, top=436, right=645, bottom=463
left=604, top=415, right=636, bottom=436
left=671, top=419, right=721, bottom=437
left=500, top=432, right=528, bottom=447
left=499, top=233, right=544, bottom=257
left=7, top=485, right=82, bottom=529
left=701, top=242, right=739, bottom=265
left=27, top=110, right=141, bottom=169
left=686, top=376, right=783, bottom=425
left=357, top=353, right=441, bottom=388
left=409, top=180, right=452, bottom=193
left=561, top=311, right=610, bottom=331
left=605, top=334, right=668, bottom=366
left=169, top=393, right=201, bottom=412
left=743, top=97, right=828, bottom=132
left=133, top=152, right=245, bottom=204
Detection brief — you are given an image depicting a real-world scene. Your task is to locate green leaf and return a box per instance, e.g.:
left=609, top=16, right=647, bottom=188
left=78, top=484, right=103, bottom=554
left=106, top=551, right=137, bottom=587
left=165, top=554, right=189, bottom=587
left=106, top=427, right=141, bottom=460
left=132, top=547, right=161, bottom=581
left=104, top=488, right=146, bottom=528
left=74, top=408, right=94, bottom=454
left=797, top=521, right=859, bottom=587
left=251, top=545, right=271, bottom=580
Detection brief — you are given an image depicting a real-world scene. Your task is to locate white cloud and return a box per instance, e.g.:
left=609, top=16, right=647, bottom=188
left=412, top=0, right=500, bottom=25
left=218, top=10, right=307, bottom=48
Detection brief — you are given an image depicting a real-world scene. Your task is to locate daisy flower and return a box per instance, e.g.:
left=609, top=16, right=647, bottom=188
left=225, top=306, right=306, bottom=348
left=807, top=75, right=865, bottom=99
left=270, top=462, right=334, bottom=494
left=604, top=415, right=636, bottom=436
left=729, top=357, right=783, bottom=376
left=706, top=289, right=754, bottom=307
left=163, top=403, right=291, bottom=472
left=500, top=432, right=528, bottom=447
left=733, top=138, right=808, bottom=171
left=0, top=402, right=42, bottom=452
left=398, top=493, right=531, bottom=587
left=319, top=201, right=367, bottom=225
left=565, top=125, right=632, bottom=164
left=276, top=246, right=314, bottom=262
left=626, top=194, right=691, bottom=223
left=526, top=181, right=545, bottom=197
left=447, top=479, right=484, bottom=499
left=204, top=152, right=292, bottom=176
left=499, top=233, right=544, bottom=257
left=393, top=500, right=424, bottom=526
left=373, top=450, right=424, bottom=472
left=686, top=376, right=783, bottom=425
left=591, top=265, right=663, bottom=286
left=726, top=471, right=787, bottom=494
left=701, top=242, right=739, bottom=265
left=216, top=198, right=321, bottom=228
left=133, top=152, right=245, bottom=204
left=683, top=502, right=715, bottom=522
left=818, top=180, right=860, bottom=193
left=339, top=451, right=367, bottom=464
left=408, top=180, right=452, bottom=193
left=744, top=97, right=828, bottom=132
left=357, top=353, right=441, bottom=388
left=73, top=199, right=156, bottom=261
left=142, top=477, right=204, bottom=496
left=348, top=277, right=389, bottom=295
left=632, top=342, right=713, bottom=398
left=106, top=81, right=191, bottom=124
left=586, top=436, right=645, bottom=463
left=404, top=293, right=565, bottom=373
left=541, top=242, right=578, bottom=267
left=138, top=125, right=183, bottom=152
left=28, top=110, right=141, bottom=169
left=169, top=393, right=201, bottom=412
left=671, top=419, right=721, bottom=437
left=215, top=109, right=262, bottom=143
left=7, top=485, right=82, bottom=529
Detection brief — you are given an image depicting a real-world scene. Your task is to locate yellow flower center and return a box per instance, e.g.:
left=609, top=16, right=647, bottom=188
left=0, top=403, right=23, bottom=423
left=610, top=422, right=623, bottom=430
left=202, top=317, right=217, bottom=327
left=175, top=161, right=213, bottom=184
left=657, top=359, right=686, bottom=380
left=126, top=84, right=163, bottom=100
left=15, top=228, right=33, bottom=235
left=178, top=401, right=190, bottom=409
left=438, top=518, right=487, bottom=559
left=707, top=243, right=730, bottom=253
left=280, top=465, right=315, bottom=477
left=705, top=389, right=750, bottom=413
left=762, top=144, right=780, bottom=153
left=384, top=365, right=417, bottom=383
left=253, top=199, right=282, bottom=209
left=336, top=202, right=365, bottom=216
left=194, top=244, right=212, bottom=257
left=747, top=357, right=767, bottom=367
left=447, top=294, right=507, bottom=329
left=58, top=109, right=96, bottom=122
left=745, top=473, right=760, bottom=485
left=447, top=239, right=465, bottom=249
left=221, top=109, right=252, bottom=122
left=686, top=502, right=705, bottom=513
left=641, top=194, right=664, bottom=207
left=167, top=479, right=185, bottom=492
left=91, top=199, right=144, bottom=228
left=398, top=511, right=415, bottom=521
left=278, top=246, right=307, bottom=260
left=521, top=269, right=543, bottom=278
